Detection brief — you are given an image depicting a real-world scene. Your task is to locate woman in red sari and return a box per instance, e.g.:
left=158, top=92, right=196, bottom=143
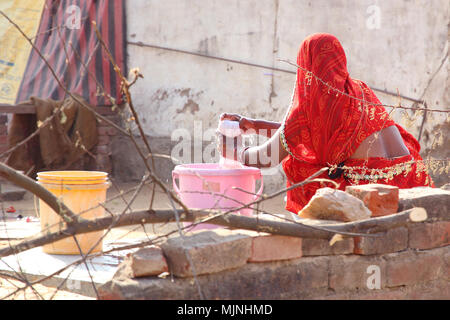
left=221, top=33, right=432, bottom=214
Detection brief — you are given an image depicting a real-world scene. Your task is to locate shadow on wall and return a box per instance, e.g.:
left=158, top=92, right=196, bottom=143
left=111, top=135, right=175, bottom=183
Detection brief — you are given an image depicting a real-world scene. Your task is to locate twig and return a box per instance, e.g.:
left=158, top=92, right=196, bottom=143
left=0, top=10, right=129, bottom=137
left=0, top=204, right=431, bottom=259
left=0, top=162, right=78, bottom=224
left=92, top=22, right=159, bottom=211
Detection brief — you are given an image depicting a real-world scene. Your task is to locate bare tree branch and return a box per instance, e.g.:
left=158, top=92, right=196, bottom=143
left=0, top=162, right=78, bottom=224
left=0, top=206, right=428, bottom=258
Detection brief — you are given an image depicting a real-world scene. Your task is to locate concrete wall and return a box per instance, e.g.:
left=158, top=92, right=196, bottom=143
left=119, top=0, right=449, bottom=188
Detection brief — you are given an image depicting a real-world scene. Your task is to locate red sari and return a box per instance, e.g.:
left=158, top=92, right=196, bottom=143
left=280, top=33, right=432, bottom=214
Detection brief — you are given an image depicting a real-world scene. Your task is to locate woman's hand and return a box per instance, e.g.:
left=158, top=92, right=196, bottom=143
left=220, top=113, right=281, bottom=138
left=220, top=113, right=256, bottom=134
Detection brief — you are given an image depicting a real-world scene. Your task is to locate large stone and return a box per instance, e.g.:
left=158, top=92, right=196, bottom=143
left=161, top=231, right=251, bottom=277
left=398, top=187, right=450, bottom=220
left=298, top=187, right=371, bottom=222
left=345, top=184, right=399, bottom=217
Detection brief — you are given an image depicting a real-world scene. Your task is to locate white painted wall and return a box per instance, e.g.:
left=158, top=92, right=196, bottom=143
left=122, top=0, right=449, bottom=187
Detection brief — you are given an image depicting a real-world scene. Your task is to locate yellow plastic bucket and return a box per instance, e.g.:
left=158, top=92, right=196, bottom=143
left=36, top=171, right=110, bottom=255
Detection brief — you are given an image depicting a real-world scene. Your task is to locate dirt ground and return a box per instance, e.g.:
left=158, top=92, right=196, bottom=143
left=0, top=180, right=290, bottom=300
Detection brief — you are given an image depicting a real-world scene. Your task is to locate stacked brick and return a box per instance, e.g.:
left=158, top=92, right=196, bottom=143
left=0, top=115, right=9, bottom=160
left=345, top=184, right=399, bottom=217
left=98, top=187, right=449, bottom=300
left=88, top=114, right=119, bottom=174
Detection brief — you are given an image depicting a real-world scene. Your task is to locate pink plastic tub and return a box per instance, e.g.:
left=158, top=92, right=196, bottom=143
left=172, top=163, right=263, bottom=231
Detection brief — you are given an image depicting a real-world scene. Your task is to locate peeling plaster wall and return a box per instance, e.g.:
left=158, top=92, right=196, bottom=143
left=122, top=0, right=449, bottom=188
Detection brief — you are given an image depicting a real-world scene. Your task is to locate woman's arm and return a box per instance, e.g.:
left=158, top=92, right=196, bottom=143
left=220, top=113, right=281, bottom=138
left=252, top=119, right=281, bottom=138
left=240, top=127, right=288, bottom=168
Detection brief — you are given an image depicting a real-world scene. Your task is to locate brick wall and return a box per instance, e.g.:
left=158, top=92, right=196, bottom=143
left=85, top=112, right=121, bottom=174
left=98, top=188, right=450, bottom=300
left=0, top=115, right=9, bottom=160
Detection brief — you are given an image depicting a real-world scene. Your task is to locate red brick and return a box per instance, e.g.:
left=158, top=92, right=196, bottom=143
left=332, top=280, right=450, bottom=300
left=94, top=154, right=112, bottom=173
left=409, top=221, right=450, bottom=250
left=109, top=246, right=168, bottom=280
left=130, top=246, right=168, bottom=277
left=354, top=227, right=408, bottom=255
left=161, top=230, right=251, bottom=277
left=97, top=135, right=110, bottom=146
left=442, top=247, right=450, bottom=280
left=97, top=114, right=121, bottom=126
left=0, top=135, right=7, bottom=144
left=329, top=254, right=386, bottom=291
left=404, top=280, right=450, bottom=299
left=95, top=145, right=109, bottom=155
left=352, top=289, right=408, bottom=300
left=0, top=125, right=7, bottom=135
left=301, top=237, right=354, bottom=256
left=0, top=115, right=7, bottom=124
left=325, top=289, right=407, bottom=300
left=290, top=256, right=329, bottom=290
left=215, top=228, right=302, bottom=262
left=385, top=250, right=443, bottom=287
left=98, top=126, right=108, bottom=136
left=325, top=286, right=410, bottom=300
left=249, top=234, right=302, bottom=262
left=346, top=184, right=399, bottom=217
left=98, top=126, right=117, bottom=136
left=97, top=290, right=123, bottom=300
